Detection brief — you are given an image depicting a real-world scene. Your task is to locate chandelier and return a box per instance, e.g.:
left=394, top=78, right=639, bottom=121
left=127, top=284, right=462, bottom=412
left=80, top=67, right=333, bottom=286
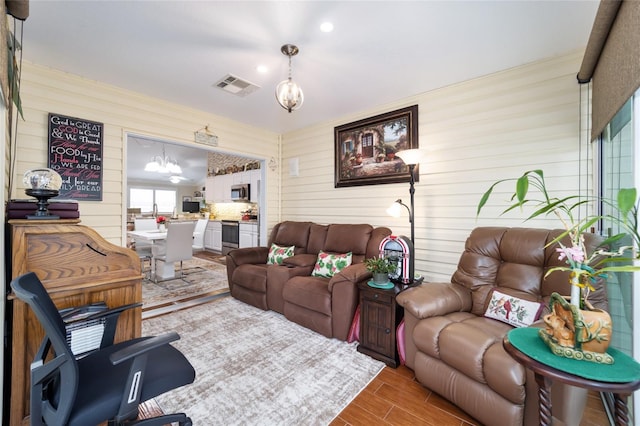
left=144, top=145, right=182, bottom=174
left=275, top=44, right=304, bottom=113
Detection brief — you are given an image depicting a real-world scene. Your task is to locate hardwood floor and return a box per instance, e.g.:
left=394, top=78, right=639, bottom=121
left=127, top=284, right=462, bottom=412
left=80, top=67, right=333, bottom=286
left=331, top=365, right=610, bottom=426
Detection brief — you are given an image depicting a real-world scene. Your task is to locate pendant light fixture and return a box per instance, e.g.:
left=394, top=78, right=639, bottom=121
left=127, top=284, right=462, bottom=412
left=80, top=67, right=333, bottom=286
left=275, top=44, right=304, bottom=113
left=144, top=145, right=182, bottom=174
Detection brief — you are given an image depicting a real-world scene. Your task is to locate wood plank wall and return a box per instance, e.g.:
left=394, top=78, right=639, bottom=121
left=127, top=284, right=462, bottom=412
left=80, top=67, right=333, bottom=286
left=13, top=61, right=280, bottom=244
left=280, top=50, right=592, bottom=281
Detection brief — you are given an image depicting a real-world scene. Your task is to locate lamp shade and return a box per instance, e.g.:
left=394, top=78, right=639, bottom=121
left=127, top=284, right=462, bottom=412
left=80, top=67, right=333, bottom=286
left=386, top=201, right=403, bottom=218
left=395, top=149, right=424, bottom=165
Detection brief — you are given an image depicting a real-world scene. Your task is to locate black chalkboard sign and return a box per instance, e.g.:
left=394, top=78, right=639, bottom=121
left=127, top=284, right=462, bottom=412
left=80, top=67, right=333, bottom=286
left=47, top=113, right=103, bottom=200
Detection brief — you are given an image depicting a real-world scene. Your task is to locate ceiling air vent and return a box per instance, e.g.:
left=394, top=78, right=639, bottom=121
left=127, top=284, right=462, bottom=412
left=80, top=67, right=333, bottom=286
left=214, top=74, right=260, bottom=97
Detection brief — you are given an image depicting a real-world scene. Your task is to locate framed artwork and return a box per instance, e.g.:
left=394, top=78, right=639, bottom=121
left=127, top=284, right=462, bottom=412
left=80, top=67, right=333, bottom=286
left=334, top=105, right=419, bottom=188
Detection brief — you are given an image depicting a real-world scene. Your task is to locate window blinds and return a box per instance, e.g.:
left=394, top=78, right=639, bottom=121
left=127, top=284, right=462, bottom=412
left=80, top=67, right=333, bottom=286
left=577, top=0, right=640, bottom=140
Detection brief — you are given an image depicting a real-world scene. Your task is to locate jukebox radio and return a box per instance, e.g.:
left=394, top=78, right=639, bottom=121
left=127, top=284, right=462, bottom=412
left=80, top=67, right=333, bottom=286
left=379, top=235, right=414, bottom=285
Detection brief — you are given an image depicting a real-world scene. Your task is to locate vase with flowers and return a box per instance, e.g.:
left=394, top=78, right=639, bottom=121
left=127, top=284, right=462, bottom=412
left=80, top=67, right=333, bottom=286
left=156, top=215, right=167, bottom=232
left=477, top=169, right=640, bottom=363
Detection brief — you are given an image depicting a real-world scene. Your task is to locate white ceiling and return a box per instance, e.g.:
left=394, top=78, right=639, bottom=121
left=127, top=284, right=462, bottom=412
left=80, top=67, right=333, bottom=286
left=20, top=1, right=599, bottom=135
left=18, top=1, right=599, bottom=186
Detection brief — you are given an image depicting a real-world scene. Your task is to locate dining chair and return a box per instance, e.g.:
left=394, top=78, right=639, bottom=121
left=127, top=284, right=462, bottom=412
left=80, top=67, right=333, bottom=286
left=192, top=218, right=209, bottom=251
left=133, top=218, right=157, bottom=278
left=134, top=217, right=157, bottom=231
left=152, top=221, right=196, bottom=283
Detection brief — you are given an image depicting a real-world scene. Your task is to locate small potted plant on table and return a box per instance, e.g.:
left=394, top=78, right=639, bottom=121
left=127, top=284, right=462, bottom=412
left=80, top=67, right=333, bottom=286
left=364, top=256, right=396, bottom=286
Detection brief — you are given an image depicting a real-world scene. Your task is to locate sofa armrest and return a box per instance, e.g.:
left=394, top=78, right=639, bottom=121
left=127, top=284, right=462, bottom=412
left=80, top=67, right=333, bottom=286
left=328, top=263, right=370, bottom=291
left=227, top=246, right=269, bottom=266
left=282, top=253, right=317, bottom=268
left=396, top=282, right=472, bottom=319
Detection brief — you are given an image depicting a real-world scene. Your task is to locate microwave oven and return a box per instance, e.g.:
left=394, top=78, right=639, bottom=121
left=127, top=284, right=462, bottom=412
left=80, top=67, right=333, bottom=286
left=231, top=184, right=250, bottom=201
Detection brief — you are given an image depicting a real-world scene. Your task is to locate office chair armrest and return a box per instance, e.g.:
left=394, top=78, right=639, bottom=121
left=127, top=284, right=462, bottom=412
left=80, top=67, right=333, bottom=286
left=61, top=302, right=142, bottom=325
left=109, top=332, right=180, bottom=365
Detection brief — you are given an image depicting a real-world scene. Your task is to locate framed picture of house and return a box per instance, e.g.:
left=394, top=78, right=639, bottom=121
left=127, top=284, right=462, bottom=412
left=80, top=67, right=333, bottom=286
left=334, top=105, right=419, bottom=188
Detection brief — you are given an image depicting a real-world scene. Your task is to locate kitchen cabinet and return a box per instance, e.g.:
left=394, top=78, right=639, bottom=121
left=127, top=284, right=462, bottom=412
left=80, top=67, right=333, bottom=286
left=205, top=176, right=215, bottom=202
left=205, top=221, right=222, bottom=251
left=239, top=222, right=258, bottom=248
left=233, top=171, right=251, bottom=185
left=206, top=174, right=232, bottom=203
left=206, top=170, right=261, bottom=203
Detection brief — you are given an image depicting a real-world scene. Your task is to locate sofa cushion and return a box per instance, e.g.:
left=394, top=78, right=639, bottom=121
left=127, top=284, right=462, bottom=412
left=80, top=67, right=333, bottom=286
left=283, top=276, right=332, bottom=315
left=311, top=251, right=352, bottom=278
left=306, top=224, right=329, bottom=255
left=271, top=221, right=312, bottom=253
left=267, top=243, right=295, bottom=265
left=484, top=289, right=542, bottom=328
left=323, top=224, right=372, bottom=263
left=231, top=264, right=269, bottom=293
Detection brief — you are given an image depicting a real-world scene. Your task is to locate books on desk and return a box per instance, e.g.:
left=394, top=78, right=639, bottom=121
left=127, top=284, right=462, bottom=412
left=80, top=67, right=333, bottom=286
left=7, top=199, right=80, bottom=219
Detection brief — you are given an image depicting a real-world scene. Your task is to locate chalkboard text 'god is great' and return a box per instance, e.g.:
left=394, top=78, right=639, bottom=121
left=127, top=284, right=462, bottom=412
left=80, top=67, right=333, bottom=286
left=47, top=113, right=104, bottom=200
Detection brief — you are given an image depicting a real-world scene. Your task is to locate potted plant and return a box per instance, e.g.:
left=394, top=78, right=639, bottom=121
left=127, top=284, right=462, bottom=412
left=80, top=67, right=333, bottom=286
left=364, top=256, right=396, bottom=284
left=476, top=169, right=640, bottom=362
left=476, top=169, right=640, bottom=296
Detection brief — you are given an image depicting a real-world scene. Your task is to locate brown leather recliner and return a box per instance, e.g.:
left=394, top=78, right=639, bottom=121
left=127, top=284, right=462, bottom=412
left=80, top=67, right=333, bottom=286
left=227, top=221, right=392, bottom=340
left=396, top=227, right=608, bottom=426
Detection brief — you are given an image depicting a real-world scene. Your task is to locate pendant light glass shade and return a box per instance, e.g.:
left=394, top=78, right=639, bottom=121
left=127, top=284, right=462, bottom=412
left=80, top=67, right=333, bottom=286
left=276, top=44, right=304, bottom=113
left=144, top=145, right=182, bottom=174
left=276, top=78, right=304, bottom=112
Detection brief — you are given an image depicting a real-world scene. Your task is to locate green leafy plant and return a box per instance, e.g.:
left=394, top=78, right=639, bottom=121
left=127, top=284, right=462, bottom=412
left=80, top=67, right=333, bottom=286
left=7, top=31, right=24, bottom=120
left=476, top=169, right=640, bottom=294
left=364, top=256, right=397, bottom=274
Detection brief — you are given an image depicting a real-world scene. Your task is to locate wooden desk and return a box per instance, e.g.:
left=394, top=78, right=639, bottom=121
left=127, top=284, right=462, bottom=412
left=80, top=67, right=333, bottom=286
left=7, top=219, right=142, bottom=426
left=504, top=327, right=640, bottom=426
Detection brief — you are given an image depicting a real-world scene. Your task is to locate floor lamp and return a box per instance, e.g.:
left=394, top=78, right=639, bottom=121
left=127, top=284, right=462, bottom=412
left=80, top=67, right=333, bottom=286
left=386, top=149, right=424, bottom=284
left=387, top=149, right=423, bottom=244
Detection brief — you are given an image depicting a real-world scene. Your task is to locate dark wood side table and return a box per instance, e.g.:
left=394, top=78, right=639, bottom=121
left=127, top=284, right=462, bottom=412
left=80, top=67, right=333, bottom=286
left=504, top=327, right=640, bottom=426
left=357, top=281, right=404, bottom=367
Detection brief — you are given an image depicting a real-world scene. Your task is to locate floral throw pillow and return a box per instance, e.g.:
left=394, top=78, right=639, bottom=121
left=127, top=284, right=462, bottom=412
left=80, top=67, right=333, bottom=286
left=311, top=251, right=353, bottom=278
left=484, top=290, right=542, bottom=328
left=267, top=243, right=295, bottom=265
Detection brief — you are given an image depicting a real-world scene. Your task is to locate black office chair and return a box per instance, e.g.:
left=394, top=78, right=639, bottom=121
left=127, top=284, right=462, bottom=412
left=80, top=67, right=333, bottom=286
left=10, top=272, right=196, bottom=426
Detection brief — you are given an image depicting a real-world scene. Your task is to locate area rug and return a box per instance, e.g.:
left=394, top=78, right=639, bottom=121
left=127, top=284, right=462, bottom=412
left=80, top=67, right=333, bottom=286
left=142, top=297, right=385, bottom=425
left=142, top=258, right=229, bottom=307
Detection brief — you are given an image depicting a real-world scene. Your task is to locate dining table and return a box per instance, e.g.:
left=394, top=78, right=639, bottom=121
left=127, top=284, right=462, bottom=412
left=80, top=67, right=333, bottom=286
left=127, top=229, right=174, bottom=279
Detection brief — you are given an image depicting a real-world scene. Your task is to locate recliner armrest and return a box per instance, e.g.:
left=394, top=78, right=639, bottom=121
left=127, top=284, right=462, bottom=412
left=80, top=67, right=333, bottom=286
left=396, top=282, right=472, bottom=319
left=227, top=246, right=269, bottom=265
left=328, top=263, right=369, bottom=291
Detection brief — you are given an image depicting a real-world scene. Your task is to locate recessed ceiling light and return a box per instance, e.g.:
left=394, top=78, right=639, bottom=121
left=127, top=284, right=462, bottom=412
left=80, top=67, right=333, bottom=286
left=320, top=22, right=334, bottom=33
left=257, top=65, right=268, bottom=73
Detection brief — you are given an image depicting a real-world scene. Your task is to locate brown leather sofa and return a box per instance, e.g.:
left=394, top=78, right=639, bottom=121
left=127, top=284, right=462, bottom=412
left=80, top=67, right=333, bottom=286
left=226, top=221, right=392, bottom=340
left=396, top=227, right=608, bottom=426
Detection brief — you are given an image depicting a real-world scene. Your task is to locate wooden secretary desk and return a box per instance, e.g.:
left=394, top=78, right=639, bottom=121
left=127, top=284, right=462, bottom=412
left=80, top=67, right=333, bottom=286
left=5, top=219, right=142, bottom=426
